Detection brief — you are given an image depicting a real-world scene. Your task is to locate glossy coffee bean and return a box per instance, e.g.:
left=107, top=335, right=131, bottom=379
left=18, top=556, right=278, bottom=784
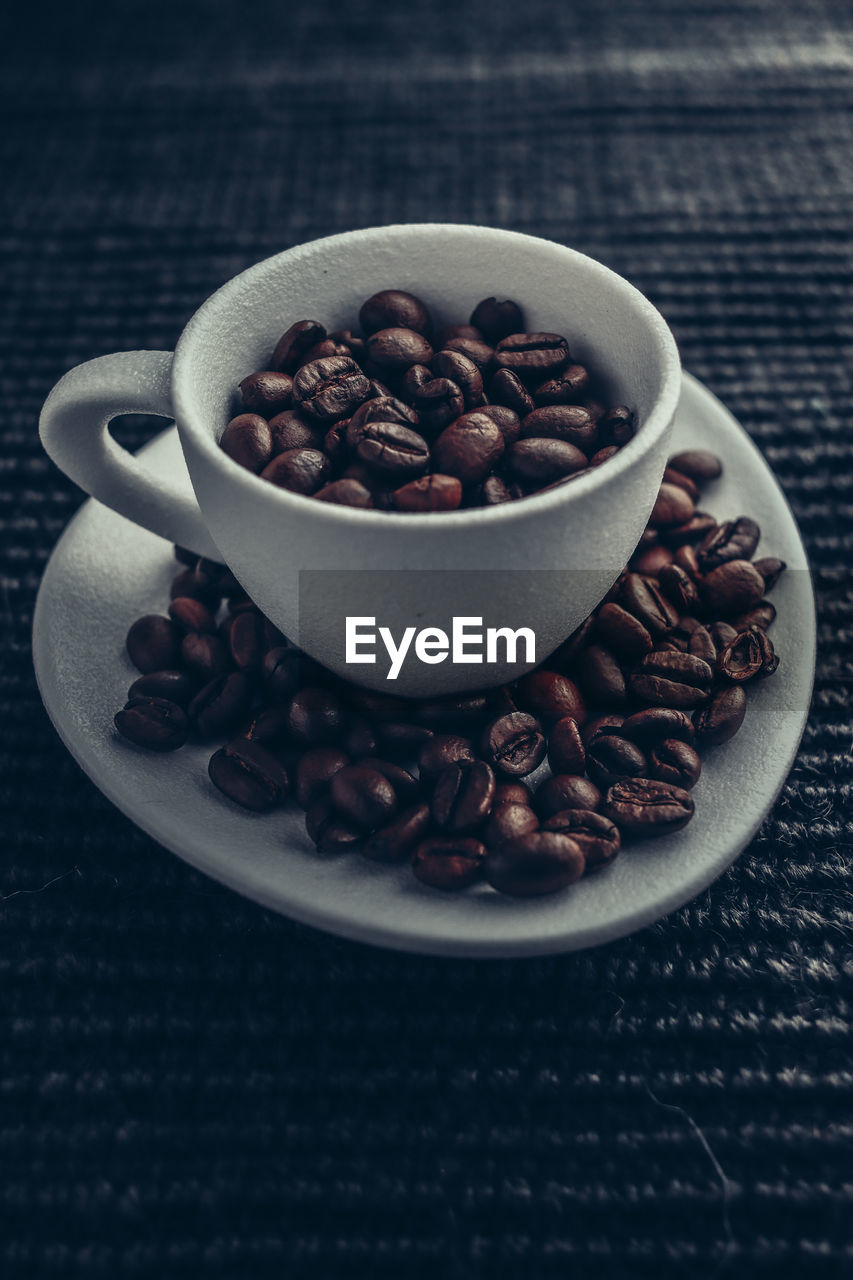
left=314, top=479, right=374, bottom=508
left=330, top=764, right=397, bottom=829
left=411, top=377, right=465, bottom=433
left=534, top=774, right=602, bottom=818
left=359, top=290, right=432, bottom=338
left=542, top=809, right=620, bottom=870
left=435, top=324, right=483, bottom=347
left=668, top=449, right=722, bottom=482
left=348, top=394, right=419, bottom=440
left=367, top=327, right=433, bottom=372
left=339, top=716, right=378, bottom=758
left=701, top=559, right=765, bottom=617
left=261, top=447, right=331, bottom=495
left=597, top=406, right=635, bottom=446
left=581, top=714, right=624, bottom=748
left=547, top=715, right=586, bottom=775
left=268, top=410, right=324, bottom=453
left=431, top=761, right=496, bottom=834
left=412, top=837, right=486, bottom=890
left=693, top=684, right=747, bottom=745
left=402, top=363, right=434, bottom=398
left=208, top=741, right=290, bottom=812
left=355, top=421, right=430, bottom=480
left=363, top=803, right=432, bottom=863
left=168, top=596, right=217, bottom=635
left=586, top=734, right=648, bottom=788
left=697, top=516, right=760, bottom=571
left=534, top=365, right=591, bottom=405
left=128, top=669, right=197, bottom=709
left=631, top=544, right=675, bottom=576
left=520, top=405, right=597, bottom=453
left=489, top=368, right=535, bottom=416
left=619, top=707, right=695, bottom=747
left=441, top=335, right=494, bottom=373
left=493, top=332, right=570, bottom=381
left=431, top=349, right=484, bottom=408
left=376, top=721, right=434, bottom=757
left=661, top=511, right=718, bottom=548
left=483, top=802, right=540, bottom=849
left=358, top=758, right=421, bottom=806
left=493, top=781, right=532, bottom=807
left=688, top=624, right=716, bottom=665
left=629, top=651, right=713, bottom=709
left=271, top=320, right=326, bottom=373
left=516, top=671, right=585, bottom=723
left=240, top=706, right=291, bottom=749
left=189, top=672, right=253, bottom=737
left=481, top=712, right=547, bottom=777
left=604, top=778, right=694, bottom=837
left=753, top=557, right=786, bottom=591
left=292, top=355, right=371, bottom=422
left=649, top=482, right=695, bottom=527
left=484, top=831, right=585, bottom=897
left=417, top=734, right=476, bottom=781
left=295, top=748, right=350, bottom=808
left=433, top=412, right=505, bottom=485
left=575, top=645, right=627, bottom=708
left=476, top=475, right=512, bottom=505
left=181, top=632, right=230, bottom=682
left=506, top=437, right=587, bottom=485
left=730, top=601, right=776, bottom=632
left=115, top=696, right=188, bottom=752
left=618, top=574, right=679, bottom=636
left=220, top=414, right=274, bottom=472
left=227, top=609, right=267, bottom=670
left=262, top=647, right=306, bottom=703
left=648, top=738, right=702, bottom=789
left=662, top=467, right=700, bottom=502
left=658, top=563, right=700, bottom=614
left=392, top=473, right=462, bottom=512
left=718, top=628, right=779, bottom=682
left=239, top=370, right=294, bottom=417
left=316, top=817, right=363, bottom=855
left=126, top=614, right=182, bottom=674
left=287, top=687, right=345, bottom=746
left=595, top=602, right=653, bottom=660
left=469, top=297, right=524, bottom=343
left=590, top=445, right=619, bottom=467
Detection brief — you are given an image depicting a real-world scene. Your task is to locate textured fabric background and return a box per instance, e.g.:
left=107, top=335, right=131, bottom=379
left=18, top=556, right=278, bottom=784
left=2, top=0, right=851, bottom=1274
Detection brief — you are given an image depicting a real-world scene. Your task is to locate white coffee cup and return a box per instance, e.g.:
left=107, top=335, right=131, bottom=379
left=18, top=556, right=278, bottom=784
left=39, top=224, right=681, bottom=696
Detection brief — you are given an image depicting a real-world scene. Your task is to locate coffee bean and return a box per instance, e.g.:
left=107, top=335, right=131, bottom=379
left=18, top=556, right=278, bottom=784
left=535, top=774, right=602, bottom=818
left=376, top=720, right=434, bottom=757
left=479, top=475, right=515, bottom=505
left=674, top=545, right=701, bottom=577
left=479, top=711, right=545, bottom=778
left=516, top=670, right=585, bottom=724
left=261, top=448, right=331, bottom=495
left=268, top=410, right=324, bottom=453
left=239, top=371, right=294, bottom=417
left=662, top=467, right=700, bottom=502
left=534, top=365, right=591, bottom=406
left=595, top=602, right=653, bottom=660
left=347, top=395, right=419, bottom=443
left=493, top=781, right=532, bottom=808
left=753, top=557, right=786, bottom=591
left=367, top=327, right=434, bottom=372
left=688, top=624, right=716, bottom=665
left=618, top=574, right=679, bottom=636
left=730, top=601, right=776, bottom=632
left=189, top=672, right=253, bottom=737
left=208, top=741, right=290, bottom=811
left=658, top=564, right=700, bottom=614
left=648, top=738, right=702, bottom=789
left=181, top=632, right=230, bottom=681
left=718, top=628, right=779, bottom=682
left=355, top=421, right=430, bottom=480
left=316, top=817, right=363, bottom=855
left=115, top=696, right=188, bottom=752
left=631, top=544, right=675, bottom=576
left=339, top=715, right=378, bottom=758
left=604, top=778, right=694, bottom=837
left=668, top=449, right=722, bottom=482
left=693, top=685, right=747, bottom=745
left=359, top=290, right=431, bottom=337
left=411, top=377, right=466, bottom=433
left=520, top=405, right=598, bottom=453
left=441, top=335, right=494, bottom=372
left=392, top=473, right=462, bottom=512
left=126, top=614, right=182, bottom=674
left=358, top=758, right=421, bottom=806
left=661, top=511, right=718, bottom=548
left=128, top=669, right=197, bottom=709
left=701, top=559, right=765, bottom=616
left=299, top=338, right=351, bottom=365
left=295, top=748, right=350, bottom=808
left=272, top=320, right=326, bottom=373
left=168, top=597, right=217, bottom=636
left=506, top=438, right=587, bottom=485
left=412, top=837, right=486, bottom=890
left=581, top=714, right=625, bottom=748
left=330, top=764, right=397, bottom=829
left=287, top=687, right=345, bottom=746
left=314, top=478, right=374, bottom=508
left=433, top=412, right=505, bottom=485
left=547, top=715, right=586, bottom=775
left=261, top=647, right=311, bottom=703
left=575, top=645, right=627, bottom=708
left=469, top=297, right=525, bottom=343
left=493, top=332, right=570, bottom=381
left=435, top=323, right=483, bottom=347
left=590, top=446, right=620, bottom=467
left=597, top=406, right=635, bottom=446
left=431, top=350, right=484, bottom=408
left=364, top=803, right=432, bottom=862
left=710, top=621, right=738, bottom=652
left=347, top=688, right=410, bottom=723
left=649, top=482, right=695, bottom=527
left=483, top=802, right=540, bottom=848
left=431, top=761, right=496, bottom=833
left=219, top=413, right=274, bottom=473
left=620, top=707, right=696, bottom=748
left=240, top=706, right=291, bottom=749
left=489, top=368, right=535, bottom=416
left=227, top=609, right=267, bottom=670
left=417, top=734, right=476, bottom=781
left=402, top=363, right=434, bottom=399
left=552, top=614, right=596, bottom=667
left=484, top=831, right=585, bottom=896
left=292, top=355, right=371, bottom=423
left=542, top=808, right=621, bottom=870
left=629, top=651, right=713, bottom=709
left=697, top=516, right=760, bottom=571
left=586, top=734, right=648, bottom=789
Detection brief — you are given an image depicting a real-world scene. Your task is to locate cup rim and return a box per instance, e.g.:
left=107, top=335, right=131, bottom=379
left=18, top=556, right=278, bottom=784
left=172, top=223, right=682, bottom=529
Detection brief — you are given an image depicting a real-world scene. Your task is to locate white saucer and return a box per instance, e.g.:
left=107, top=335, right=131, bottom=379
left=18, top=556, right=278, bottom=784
left=33, top=373, right=815, bottom=957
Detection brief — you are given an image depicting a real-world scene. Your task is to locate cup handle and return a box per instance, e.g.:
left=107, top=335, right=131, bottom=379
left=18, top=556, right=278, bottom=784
left=39, top=350, right=220, bottom=559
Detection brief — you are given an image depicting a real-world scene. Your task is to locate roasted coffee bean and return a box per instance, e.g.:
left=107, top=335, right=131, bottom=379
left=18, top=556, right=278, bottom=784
left=534, top=365, right=591, bottom=405
left=220, top=413, right=274, bottom=472
left=688, top=624, right=716, bottom=665
left=648, top=738, right=702, bottom=789
left=316, top=817, right=363, bottom=855
left=292, top=356, right=371, bottom=423
left=552, top=614, right=596, bottom=667
left=355, top=421, right=430, bottom=480
left=128, top=669, right=197, bottom=709
left=590, top=445, right=619, bottom=467
left=698, top=516, right=760, bottom=570
left=710, top=621, right=738, bottom=652
left=693, top=685, right=747, bottom=745
left=649, top=482, right=695, bottom=528
left=295, top=748, right=350, bottom=808
left=169, top=560, right=226, bottom=607
left=268, top=410, right=324, bottom=453
left=718, top=628, right=779, bottom=682
left=314, top=478, right=374, bottom=508
left=520, top=404, right=597, bottom=453
left=662, top=467, right=700, bottom=503
left=115, top=696, right=188, bottom=752
left=367, top=327, right=433, bottom=372
left=208, top=741, right=290, bottom=812
left=586, top=731, right=648, bottom=788
left=261, top=447, right=331, bottom=495
left=668, top=449, right=722, bottom=482
left=391, top=473, right=462, bottom=512
left=604, top=778, right=694, bottom=837
left=339, top=715, right=378, bottom=759
left=402, top=363, right=434, bottom=398
left=730, top=600, right=776, bottom=632
left=547, top=715, right=586, bottom=775
left=418, top=734, right=476, bottom=781
left=432, top=350, right=484, bottom=408
left=595, top=602, right=653, bottom=660
left=431, top=761, right=495, bottom=834
left=435, top=323, right=483, bottom=346
left=581, top=714, right=625, bottom=748
left=701, top=559, right=765, bottom=616
left=442, top=334, right=494, bottom=372
left=181, top=632, right=230, bottom=682
left=469, top=297, right=525, bottom=343
left=575, top=645, right=626, bottom=708
left=658, top=563, right=700, bottom=614
left=484, top=831, right=585, bottom=896
left=535, top=774, right=602, bottom=818
left=168, top=597, right=217, bottom=635
left=618, top=574, right=679, bottom=636
left=661, top=511, right=718, bottom=548
left=363, top=803, right=432, bottom=863
left=189, top=672, right=253, bottom=737
left=359, top=290, right=431, bottom=337
left=542, top=808, right=621, bottom=870
left=479, top=474, right=515, bottom=505
left=674, top=544, right=701, bottom=577
left=299, top=338, right=351, bottom=365
left=489, top=367, right=536, bottom=416
left=494, top=781, right=532, bottom=807
left=358, top=758, right=421, bottom=806
left=433, top=411, right=505, bottom=484
left=126, top=614, right=182, bottom=674
left=753, top=557, right=786, bottom=591
left=629, top=651, right=713, bottom=708
left=483, top=802, right=540, bottom=849
left=411, top=377, right=465, bottom=433
left=412, top=837, right=486, bottom=890
left=261, top=647, right=310, bottom=702
left=597, top=406, right=635, bottom=446
left=481, top=711, right=547, bottom=777
left=348, top=394, right=419, bottom=440
left=347, top=688, right=410, bottom=722
left=240, top=706, right=291, bottom=749
left=287, top=687, right=345, bottom=746
left=376, top=721, right=434, bottom=757
left=516, top=671, right=585, bottom=725
left=226, top=609, right=267, bottom=670
left=239, top=371, right=294, bottom=418
left=506, top=437, right=587, bottom=485
left=493, top=332, right=570, bottom=381
left=272, top=320, right=326, bottom=373
left=631, top=544, right=675, bottom=576
left=476, top=404, right=522, bottom=446
left=330, top=764, right=397, bottom=829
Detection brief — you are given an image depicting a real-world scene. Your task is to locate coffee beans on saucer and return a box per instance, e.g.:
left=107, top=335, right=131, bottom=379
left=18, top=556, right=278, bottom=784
left=219, top=290, right=637, bottom=511
left=113, top=452, right=783, bottom=898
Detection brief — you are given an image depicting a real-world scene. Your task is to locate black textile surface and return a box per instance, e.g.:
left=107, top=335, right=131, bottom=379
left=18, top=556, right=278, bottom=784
left=2, top=1, right=851, bottom=1275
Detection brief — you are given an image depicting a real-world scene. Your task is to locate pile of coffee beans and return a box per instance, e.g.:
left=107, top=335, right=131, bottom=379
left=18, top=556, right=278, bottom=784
left=219, top=289, right=636, bottom=511
left=115, top=449, right=783, bottom=897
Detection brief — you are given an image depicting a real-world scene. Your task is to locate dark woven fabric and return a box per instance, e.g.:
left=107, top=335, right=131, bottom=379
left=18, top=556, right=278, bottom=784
left=2, top=0, right=851, bottom=1274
